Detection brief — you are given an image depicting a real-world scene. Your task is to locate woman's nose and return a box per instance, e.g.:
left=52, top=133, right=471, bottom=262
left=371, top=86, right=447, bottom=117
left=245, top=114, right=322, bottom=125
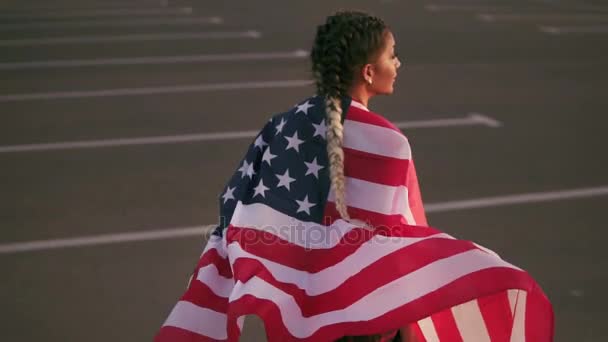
left=396, top=57, right=402, bottom=69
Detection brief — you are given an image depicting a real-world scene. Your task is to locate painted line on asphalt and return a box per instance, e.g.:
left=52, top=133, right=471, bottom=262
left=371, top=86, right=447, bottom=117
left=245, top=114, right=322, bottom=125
left=478, top=13, right=608, bottom=22
left=0, top=114, right=501, bottom=153
left=0, top=30, right=261, bottom=47
left=0, top=50, right=308, bottom=70
left=0, top=79, right=308, bottom=102
left=539, top=25, right=608, bottom=34
left=0, top=7, right=193, bottom=19
left=425, top=4, right=510, bottom=12
left=0, top=0, right=169, bottom=11
left=0, top=17, right=223, bottom=30
left=1, top=185, right=606, bottom=254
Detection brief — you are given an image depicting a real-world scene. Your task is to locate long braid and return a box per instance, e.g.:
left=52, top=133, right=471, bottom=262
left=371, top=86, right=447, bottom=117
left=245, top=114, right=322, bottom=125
left=325, top=96, right=349, bottom=220
left=311, top=11, right=386, bottom=222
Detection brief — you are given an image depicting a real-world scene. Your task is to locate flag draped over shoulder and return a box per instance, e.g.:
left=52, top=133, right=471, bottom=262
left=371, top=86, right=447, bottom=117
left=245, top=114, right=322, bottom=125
left=155, top=96, right=554, bottom=342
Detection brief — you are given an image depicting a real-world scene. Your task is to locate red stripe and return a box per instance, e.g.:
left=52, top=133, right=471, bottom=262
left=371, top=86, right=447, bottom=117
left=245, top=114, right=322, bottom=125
left=225, top=224, right=445, bottom=273
left=155, top=325, right=223, bottom=342
left=477, top=291, right=514, bottom=341
left=225, top=268, right=534, bottom=341
left=431, top=308, right=463, bottom=342
left=345, top=105, right=402, bottom=132
left=344, top=147, right=411, bottom=187
left=181, top=278, right=229, bottom=313
left=525, top=283, right=555, bottom=342
left=196, top=247, right=232, bottom=279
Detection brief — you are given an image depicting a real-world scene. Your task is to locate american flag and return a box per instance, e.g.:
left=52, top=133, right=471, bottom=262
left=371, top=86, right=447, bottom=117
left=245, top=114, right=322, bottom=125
left=155, top=96, right=554, bottom=341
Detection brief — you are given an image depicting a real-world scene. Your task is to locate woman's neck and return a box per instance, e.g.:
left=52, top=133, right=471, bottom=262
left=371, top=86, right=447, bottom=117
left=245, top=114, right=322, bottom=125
left=348, top=84, right=372, bottom=108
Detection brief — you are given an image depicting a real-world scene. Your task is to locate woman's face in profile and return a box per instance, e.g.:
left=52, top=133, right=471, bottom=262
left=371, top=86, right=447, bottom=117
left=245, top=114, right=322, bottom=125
left=370, top=31, right=402, bottom=95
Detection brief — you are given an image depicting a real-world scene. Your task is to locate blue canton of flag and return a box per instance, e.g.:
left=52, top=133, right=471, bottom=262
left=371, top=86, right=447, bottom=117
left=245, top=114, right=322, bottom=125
left=213, top=96, right=349, bottom=237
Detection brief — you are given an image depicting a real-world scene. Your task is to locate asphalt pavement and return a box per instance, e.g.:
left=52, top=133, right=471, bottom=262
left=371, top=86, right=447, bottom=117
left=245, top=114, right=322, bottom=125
left=1, top=0, right=607, bottom=341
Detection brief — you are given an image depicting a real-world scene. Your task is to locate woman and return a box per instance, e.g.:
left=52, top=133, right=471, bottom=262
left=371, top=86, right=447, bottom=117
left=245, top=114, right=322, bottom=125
left=155, top=11, right=553, bottom=342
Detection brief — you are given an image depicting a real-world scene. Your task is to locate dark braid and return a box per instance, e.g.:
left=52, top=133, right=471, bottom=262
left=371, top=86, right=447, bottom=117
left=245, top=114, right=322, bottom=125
left=311, top=11, right=387, bottom=98
left=310, top=11, right=388, bottom=222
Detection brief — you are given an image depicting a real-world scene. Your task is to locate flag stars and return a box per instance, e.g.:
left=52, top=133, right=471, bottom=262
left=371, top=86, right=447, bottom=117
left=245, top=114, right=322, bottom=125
left=312, top=119, right=326, bottom=139
left=253, top=135, right=267, bottom=150
left=284, top=131, right=304, bottom=153
left=262, top=147, right=277, bottom=166
left=276, top=169, right=296, bottom=191
left=238, top=160, right=250, bottom=178
left=305, top=157, right=324, bottom=179
left=253, top=179, right=269, bottom=198
left=296, top=195, right=316, bottom=215
left=245, top=162, right=256, bottom=179
left=295, top=100, right=314, bottom=115
left=275, top=118, right=286, bottom=135
left=222, top=186, right=235, bottom=204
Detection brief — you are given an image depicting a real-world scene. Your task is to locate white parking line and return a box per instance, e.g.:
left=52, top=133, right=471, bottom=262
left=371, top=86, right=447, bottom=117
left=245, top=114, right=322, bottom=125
left=0, top=50, right=308, bottom=70
left=0, top=226, right=215, bottom=254
left=425, top=4, right=510, bottom=12
left=395, top=113, right=502, bottom=129
left=0, top=0, right=168, bottom=10
left=539, top=25, right=608, bottom=34
left=0, top=17, right=223, bottom=30
left=0, top=114, right=500, bottom=153
left=0, top=31, right=261, bottom=47
left=1, top=185, right=606, bottom=254
left=478, top=13, right=608, bottom=22
left=0, top=7, right=193, bottom=19
left=0, top=79, right=309, bottom=102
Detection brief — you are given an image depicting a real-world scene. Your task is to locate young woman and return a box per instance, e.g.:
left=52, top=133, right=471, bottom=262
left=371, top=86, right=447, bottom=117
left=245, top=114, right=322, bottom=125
left=155, top=11, right=553, bottom=342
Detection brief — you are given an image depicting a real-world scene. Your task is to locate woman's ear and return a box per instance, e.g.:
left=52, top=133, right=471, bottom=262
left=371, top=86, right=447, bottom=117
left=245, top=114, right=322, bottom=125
left=362, top=63, right=374, bottom=85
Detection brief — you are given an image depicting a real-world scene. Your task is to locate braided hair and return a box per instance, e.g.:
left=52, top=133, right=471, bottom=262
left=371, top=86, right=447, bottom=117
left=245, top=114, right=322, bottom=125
left=311, top=11, right=388, bottom=222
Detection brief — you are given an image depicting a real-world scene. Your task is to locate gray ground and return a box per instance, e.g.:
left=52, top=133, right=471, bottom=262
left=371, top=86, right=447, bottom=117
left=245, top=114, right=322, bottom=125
left=1, top=0, right=607, bottom=341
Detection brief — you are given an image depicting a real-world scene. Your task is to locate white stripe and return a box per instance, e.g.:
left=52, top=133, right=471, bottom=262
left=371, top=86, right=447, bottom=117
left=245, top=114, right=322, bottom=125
left=0, top=114, right=498, bottom=153
left=0, top=31, right=260, bottom=47
left=540, top=25, right=608, bottom=34
left=417, top=317, right=440, bottom=342
left=0, top=17, right=223, bottom=30
left=343, top=119, right=411, bottom=159
left=237, top=315, right=245, bottom=331
left=0, top=79, right=309, bottom=102
left=473, top=242, right=500, bottom=257
left=226, top=235, right=511, bottom=296
left=1, top=186, right=607, bottom=254
left=510, top=291, right=527, bottom=342
left=0, top=7, right=194, bottom=19
left=229, top=202, right=452, bottom=250
left=452, top=299, right=492, bottom=342
left=162, top=301, right=227, bottom=340
left=330, top=177, right=413, bottom=218
left=227, top=249, right=520, bottom=338
left=197, top=264, right=234, bottom=298
left=349, top=100, right=369, bottom=111
left=508, top=289, right=519, bottom=315
left=0, top=50, right=307, bottom=70
left=203, top=234, right=228, bottom=259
